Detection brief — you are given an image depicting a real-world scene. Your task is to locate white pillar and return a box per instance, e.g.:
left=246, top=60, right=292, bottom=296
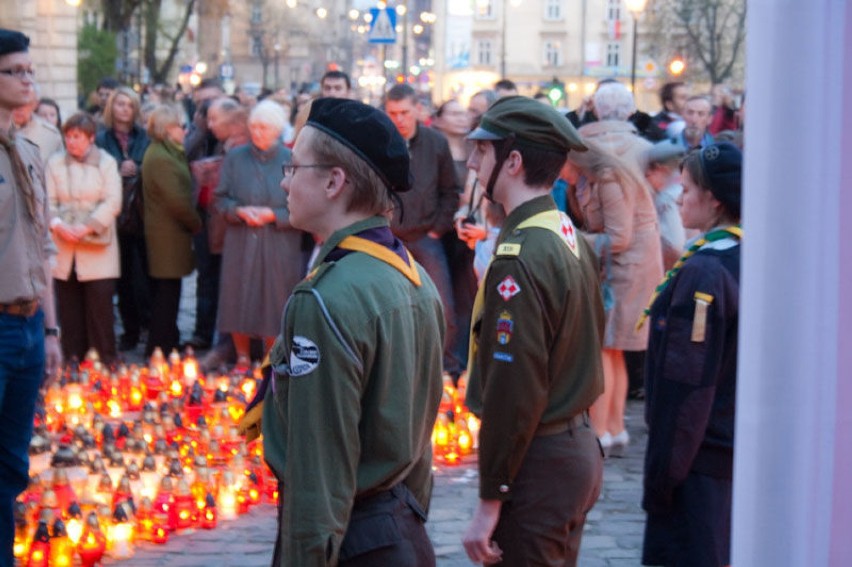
left=733, top=1, right=852, bottom=565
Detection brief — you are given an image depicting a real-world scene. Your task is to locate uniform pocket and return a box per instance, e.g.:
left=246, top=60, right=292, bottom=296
left=338, top=513, right=402, bottom=561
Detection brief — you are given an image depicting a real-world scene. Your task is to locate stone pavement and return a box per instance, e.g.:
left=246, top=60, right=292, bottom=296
left=109, top=274, right=647, bottom=566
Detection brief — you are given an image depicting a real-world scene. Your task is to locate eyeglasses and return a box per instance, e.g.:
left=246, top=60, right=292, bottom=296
left=0, top=67, right=35, bottom=80
left=281, top=163, right=336, bottom=177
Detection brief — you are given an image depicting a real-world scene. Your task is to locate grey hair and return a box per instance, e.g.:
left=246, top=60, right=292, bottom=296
left=249, top=99, right=287, bottom=133
left=593, top=82, right=636, bottom=121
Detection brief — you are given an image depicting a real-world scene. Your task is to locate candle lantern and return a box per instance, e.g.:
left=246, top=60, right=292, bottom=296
left=50, top=469, right=77, bottom=517
left=13, top=502, right=30, bottom=560
left=217, top=471, right=238, bottom=521
left=49, top=519, right=74, bottom=567
left=153, top=476, right=175, bottom=526
left=77, top=512, right=107, bottom=567
left=25, top=520, right=50, bottom=567
left=199, top=492, right=217, bottom=529
left=172, top=479, right=195, bottom=530
left=108, top=502, right=134, bottom=559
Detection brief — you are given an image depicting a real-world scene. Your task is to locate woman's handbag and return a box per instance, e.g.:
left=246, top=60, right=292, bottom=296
left=117, top=174, right=144, bottom=236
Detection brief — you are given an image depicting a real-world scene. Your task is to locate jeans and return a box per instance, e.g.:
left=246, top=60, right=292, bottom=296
left=0, top=311, right=45, bottom=567
left=405, top=235, right=461, bottom=376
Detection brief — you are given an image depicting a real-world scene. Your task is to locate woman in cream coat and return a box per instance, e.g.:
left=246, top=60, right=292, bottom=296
left=47, top=113, right=122, bottom=363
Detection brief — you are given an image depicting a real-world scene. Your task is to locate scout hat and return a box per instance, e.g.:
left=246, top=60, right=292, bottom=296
left=467, top=95, right=587, bottom=153
left=700, top=141, right=742, bottom=215
left=0, top=29, right=30, bottom=56
left=306, top=97, right=411, bottom=193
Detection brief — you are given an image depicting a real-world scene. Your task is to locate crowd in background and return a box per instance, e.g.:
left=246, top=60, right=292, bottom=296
left=21, top=70, right=744, bottom=433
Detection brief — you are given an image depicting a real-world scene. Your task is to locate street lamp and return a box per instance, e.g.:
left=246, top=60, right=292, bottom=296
left=625, top=0, right=648, bottom=93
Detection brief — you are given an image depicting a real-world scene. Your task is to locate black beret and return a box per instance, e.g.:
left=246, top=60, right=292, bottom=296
left=306, top=97, right=411, bottom=193
left=0, top=29, right=29, bottom=57
left=468, top=95, right=587, bottom=153
left=700, top=142, right=742, bottom=214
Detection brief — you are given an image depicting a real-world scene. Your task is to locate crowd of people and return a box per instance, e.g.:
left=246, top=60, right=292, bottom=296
left=1, top=22, right=745, bottom=567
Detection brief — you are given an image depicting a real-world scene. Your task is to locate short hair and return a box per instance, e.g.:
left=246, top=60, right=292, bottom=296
left=209, top=97, right=244, bottom=122
left=102, top=86, right=141, bottom=129
left=685, top=94, right=712, bottom=107
left=147, top=105, right=183, bottom=142
left=97, top=77, right=120, bottom=91
left=490, top=138, right=568, bottom=188
left=494, top=79, right=517, bottom=91
left=302, top=126, right=392, bottom=216
left=36, top=98, right=61, bottom=127
left=471, top=89, right=498, bottom=108
left=62, top=112, right=97, bottom=137
left=593, top=82, right=635, bottom=121
left=249, top=99, right=288, bottom=133
left=321, top=70, right=351, bottom=90
left=435, top=98, right=461, bottom=118
left=659, top=82, right=685, bottom=107
left=196, top=77, right=224, bottom=92
left=386, top=83, right=417, bottom=104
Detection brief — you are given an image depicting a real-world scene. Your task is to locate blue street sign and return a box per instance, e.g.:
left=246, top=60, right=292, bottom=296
left=368, top=7, right=397, bottom=44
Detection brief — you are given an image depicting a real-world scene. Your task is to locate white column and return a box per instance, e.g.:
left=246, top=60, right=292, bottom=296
left=733, top=1, right=852, bottom=565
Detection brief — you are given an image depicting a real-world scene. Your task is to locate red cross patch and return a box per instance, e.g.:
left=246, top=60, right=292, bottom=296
left=559, top=214, right=579, bottom=257
left=497, top=275, right=521, bottom=301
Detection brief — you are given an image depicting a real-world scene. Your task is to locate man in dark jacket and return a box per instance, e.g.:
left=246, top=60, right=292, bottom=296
left=384, top=84, right=461, bottom=379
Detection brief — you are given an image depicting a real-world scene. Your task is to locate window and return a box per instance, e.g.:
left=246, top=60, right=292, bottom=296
left=606, top=42, right=620, bottom=68
left=544, top=0, right=562, bottom=21
left=475, top=0, right=495, bottom=19
left=251, top=36, right=263, bottom=57
left=251, top=3, right=263, bottom=25
left=543, top=41, right=562, bottom=67
left=607, top=0, right=622, bottom=21
left=477, top=40, right=493, bottom=66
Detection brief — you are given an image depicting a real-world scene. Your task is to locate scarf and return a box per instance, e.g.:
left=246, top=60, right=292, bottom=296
left=0, top=129, right=42, bottom=232
left=636, top=225, right=742, bottom=330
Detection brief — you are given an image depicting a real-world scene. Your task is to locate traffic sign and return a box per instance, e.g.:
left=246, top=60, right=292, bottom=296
left=368, top=7, right=397, bottom=44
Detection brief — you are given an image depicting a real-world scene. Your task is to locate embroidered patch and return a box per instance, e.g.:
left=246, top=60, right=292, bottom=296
left=496, top=275, right=521, bottom=301
left=496, top=311, right=513, bottom=345
left=289, top=336, right=320, bottom=376
left=559, top=213, right=579, bottom=258
left=493, top=351, right=514, bottom=363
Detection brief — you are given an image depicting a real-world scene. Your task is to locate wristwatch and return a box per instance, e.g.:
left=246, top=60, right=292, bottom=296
left=45, top=327, right=60, bottom=338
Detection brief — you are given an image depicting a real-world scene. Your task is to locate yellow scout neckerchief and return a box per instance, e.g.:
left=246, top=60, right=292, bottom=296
left=237, top=235, right=421, bottom=442
left=466, top=209, right=580, bottom=372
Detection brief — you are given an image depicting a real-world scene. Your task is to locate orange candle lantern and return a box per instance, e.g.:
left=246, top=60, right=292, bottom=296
left=108, top=503, right=134, bottom=559
left=151, top=522, right=169, bottom=545
left=153, top=476, right=175, bottom=527
left=49, top=519, right=74, bottom=567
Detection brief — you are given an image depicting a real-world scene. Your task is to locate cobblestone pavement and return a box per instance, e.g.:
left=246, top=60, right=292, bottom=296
left=108, top=274, right=647, bottom=566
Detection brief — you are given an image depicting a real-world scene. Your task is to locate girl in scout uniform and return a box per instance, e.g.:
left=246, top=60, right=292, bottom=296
left=640, top=142, right=743, bottom=567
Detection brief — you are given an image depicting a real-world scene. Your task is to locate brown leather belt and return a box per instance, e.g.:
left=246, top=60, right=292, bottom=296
left=535, top=411, right=589, bottom=437
left=0, top=299, right=40, bottom=318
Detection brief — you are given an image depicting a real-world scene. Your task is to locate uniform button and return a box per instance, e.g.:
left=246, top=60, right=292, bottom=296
left=499, top=484, right=509, bottom=494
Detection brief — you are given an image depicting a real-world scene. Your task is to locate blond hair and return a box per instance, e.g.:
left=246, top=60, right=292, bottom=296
left=103, top=87, right=142, bottom=129
left=146, top=105, right=183, bottom=142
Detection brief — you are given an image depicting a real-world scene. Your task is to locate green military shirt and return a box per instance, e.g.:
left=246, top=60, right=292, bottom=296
left=466, top=195, right=605, bottom=501
left=262, top=216, right=444, bottom=566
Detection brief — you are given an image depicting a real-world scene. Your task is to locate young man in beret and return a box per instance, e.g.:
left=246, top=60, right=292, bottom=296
left=461, top=96, right=605, bottom=566
left=0, top=28, right=62, bottom=566
left=263, top=98, right=444, bottom=566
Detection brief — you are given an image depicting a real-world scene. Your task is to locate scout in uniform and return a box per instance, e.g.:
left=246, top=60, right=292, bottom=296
left=461, top=96, right=606, bottom=566
left=261, top=98, right=444, bottom=566
left=639, top=142, right=743, bottom=567
left=0, top=29, right=62, bottom=566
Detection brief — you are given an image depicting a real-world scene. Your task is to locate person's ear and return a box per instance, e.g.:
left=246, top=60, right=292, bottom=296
left=505, top=149, right=524, bottom=176
left=325, top=167, right=348, bottom=200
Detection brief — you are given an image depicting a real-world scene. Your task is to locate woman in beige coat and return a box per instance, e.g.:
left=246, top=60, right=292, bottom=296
left=564, top=138, right=662, bottom=456
left=46, top=113, right=122, bottom=363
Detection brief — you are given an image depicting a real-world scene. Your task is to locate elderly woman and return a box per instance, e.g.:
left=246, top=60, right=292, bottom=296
left=564, top=138, right=662, bottom=456
left=214, top=99, right=304, bottom=363
left=46, top=113, right=122, bottom=363
left=641, top=143, right=742, bottom=567
left=142, top=105, right=202, bottom=356
left=96, top=86, right=152, bottom=351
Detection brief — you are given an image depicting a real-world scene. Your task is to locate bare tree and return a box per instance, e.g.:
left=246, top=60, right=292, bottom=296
left=646, top=0, right=747, bottom=84
left=97, top=0, right=196, bottom=84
